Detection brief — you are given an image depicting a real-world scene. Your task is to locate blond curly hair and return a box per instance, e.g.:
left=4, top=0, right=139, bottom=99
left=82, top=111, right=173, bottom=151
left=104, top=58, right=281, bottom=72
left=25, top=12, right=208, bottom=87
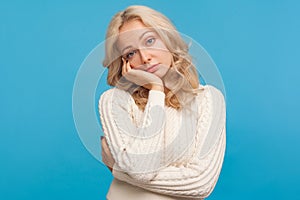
left=103, top=5, right=200, bottom=110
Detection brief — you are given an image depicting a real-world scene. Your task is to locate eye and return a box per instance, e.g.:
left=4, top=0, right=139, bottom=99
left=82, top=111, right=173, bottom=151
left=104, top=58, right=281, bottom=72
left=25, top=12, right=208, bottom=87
left=145, top=37, right=155, bottom=46
left=124, top=49, right=137, bottom=60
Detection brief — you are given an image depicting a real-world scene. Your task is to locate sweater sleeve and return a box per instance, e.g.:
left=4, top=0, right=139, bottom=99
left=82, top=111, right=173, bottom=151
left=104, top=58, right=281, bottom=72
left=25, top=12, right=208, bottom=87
left=111, top=86, right=226, bottom=199
left=99, top=88, right=166, bottom=181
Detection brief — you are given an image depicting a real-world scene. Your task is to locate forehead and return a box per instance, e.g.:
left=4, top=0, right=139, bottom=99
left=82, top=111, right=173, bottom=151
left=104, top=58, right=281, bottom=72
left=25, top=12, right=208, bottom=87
left=117, top=20, right=154, bottom=50
left=119, top=19, right=148, bottom=33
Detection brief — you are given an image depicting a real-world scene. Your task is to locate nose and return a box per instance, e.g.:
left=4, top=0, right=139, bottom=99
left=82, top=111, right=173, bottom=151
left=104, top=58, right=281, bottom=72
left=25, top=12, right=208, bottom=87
left=139, top=48, right=151, bottom=64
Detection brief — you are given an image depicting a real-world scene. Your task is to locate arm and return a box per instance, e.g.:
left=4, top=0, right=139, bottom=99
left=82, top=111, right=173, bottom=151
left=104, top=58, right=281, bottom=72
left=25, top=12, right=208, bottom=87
left=99, top=88, right=167, bottom=181
left=109, top=85, right=226, bottom=199
left=113, top=129, right=225, bottom=199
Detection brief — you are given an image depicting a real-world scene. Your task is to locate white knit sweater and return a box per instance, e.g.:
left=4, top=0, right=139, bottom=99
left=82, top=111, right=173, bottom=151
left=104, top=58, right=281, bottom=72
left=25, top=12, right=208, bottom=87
left=99, top=85, right=226, bottom=199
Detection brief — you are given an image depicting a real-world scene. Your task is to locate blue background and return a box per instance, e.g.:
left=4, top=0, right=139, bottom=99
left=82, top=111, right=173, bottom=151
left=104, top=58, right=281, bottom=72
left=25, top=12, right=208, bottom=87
left=1, top=0, right=299, bottom=199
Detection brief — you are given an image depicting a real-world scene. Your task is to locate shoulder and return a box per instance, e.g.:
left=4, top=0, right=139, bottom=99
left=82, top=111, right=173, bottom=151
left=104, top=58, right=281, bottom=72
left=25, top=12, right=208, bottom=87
left=200, top=85, right=224, bottom=98
left=98, top=87, right=135, bottom=112
left=99, top=87, right=130, bottom=102
left=194, top=85, right=226, bottom=120
left=196, top=85, right=225, bottom=105
left=100, top=87, right=126, bottom=97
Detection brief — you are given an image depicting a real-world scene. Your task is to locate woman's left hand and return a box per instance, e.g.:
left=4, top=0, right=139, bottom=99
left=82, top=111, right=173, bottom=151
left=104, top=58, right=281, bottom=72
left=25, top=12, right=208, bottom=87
left=101, top=136, right=115, bottom=172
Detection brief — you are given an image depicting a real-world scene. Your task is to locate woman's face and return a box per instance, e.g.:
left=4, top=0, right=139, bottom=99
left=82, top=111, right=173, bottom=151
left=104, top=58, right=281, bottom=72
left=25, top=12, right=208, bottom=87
left=117, top=20, right=172, bottom=78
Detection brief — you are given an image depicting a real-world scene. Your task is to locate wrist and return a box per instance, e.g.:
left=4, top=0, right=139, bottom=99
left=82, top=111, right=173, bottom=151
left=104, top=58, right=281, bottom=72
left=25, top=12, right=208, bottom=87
left=150, top=83, right=164, bottom=92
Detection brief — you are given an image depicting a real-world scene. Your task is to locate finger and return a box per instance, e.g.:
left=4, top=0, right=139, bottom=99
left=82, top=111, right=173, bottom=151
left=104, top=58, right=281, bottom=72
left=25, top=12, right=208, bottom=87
left=101, top=137, right=105, bottom=146
left=101, top=138, right=107, bottom=153
left=121, top=58, right=127, bottom=76
left=101, top=138, right=108, bottom=151
left=126, top=60, right=131, bottom=72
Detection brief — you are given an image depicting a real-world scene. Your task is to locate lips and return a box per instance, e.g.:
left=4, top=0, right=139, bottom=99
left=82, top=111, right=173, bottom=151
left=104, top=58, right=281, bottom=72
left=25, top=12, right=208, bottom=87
left=146, top=64, right=159, bottom=73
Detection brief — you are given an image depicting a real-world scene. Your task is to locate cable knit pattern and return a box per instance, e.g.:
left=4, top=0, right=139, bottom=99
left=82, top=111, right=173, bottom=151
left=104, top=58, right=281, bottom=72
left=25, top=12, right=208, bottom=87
left=99, top=85, right=226, bottom=199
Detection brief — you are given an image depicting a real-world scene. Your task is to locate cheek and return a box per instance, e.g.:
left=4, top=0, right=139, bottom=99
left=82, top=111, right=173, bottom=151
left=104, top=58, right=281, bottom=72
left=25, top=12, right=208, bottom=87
left=129, top=60, right=140, bottom=68
left=162, top=52, right=172, bottom=67
left=155, top=42, right=172, bottom=66
left=127, top=56, right=141, bottom=68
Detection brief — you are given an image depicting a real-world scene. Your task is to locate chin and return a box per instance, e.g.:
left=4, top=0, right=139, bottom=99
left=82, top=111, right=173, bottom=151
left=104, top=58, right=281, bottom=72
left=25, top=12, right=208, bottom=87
left=154, top=73, right=164, bottom=79
left=154, top=70, right=168, bottom=79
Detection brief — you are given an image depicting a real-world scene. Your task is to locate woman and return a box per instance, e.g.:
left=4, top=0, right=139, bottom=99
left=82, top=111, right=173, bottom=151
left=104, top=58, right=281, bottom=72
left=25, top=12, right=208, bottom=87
left=99, top=5, right=226, bottom=200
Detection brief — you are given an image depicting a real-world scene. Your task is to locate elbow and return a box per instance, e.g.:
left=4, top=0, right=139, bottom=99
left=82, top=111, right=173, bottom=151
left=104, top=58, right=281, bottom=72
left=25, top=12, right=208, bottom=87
left=195, top=135, right=226, bottom=198
left=197, top=170, right=222, bottom=198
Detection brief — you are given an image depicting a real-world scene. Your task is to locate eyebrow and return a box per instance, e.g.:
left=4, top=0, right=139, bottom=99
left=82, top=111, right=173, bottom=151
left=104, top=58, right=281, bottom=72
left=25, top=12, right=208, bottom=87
left=120, top=30, right=155, bottom=54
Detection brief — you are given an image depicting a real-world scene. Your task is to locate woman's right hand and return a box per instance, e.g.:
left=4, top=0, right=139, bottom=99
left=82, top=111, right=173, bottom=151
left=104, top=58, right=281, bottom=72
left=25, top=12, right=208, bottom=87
left=121, top=58, right=164, bottom=91
left=101, top=136, right=114, bottom=172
